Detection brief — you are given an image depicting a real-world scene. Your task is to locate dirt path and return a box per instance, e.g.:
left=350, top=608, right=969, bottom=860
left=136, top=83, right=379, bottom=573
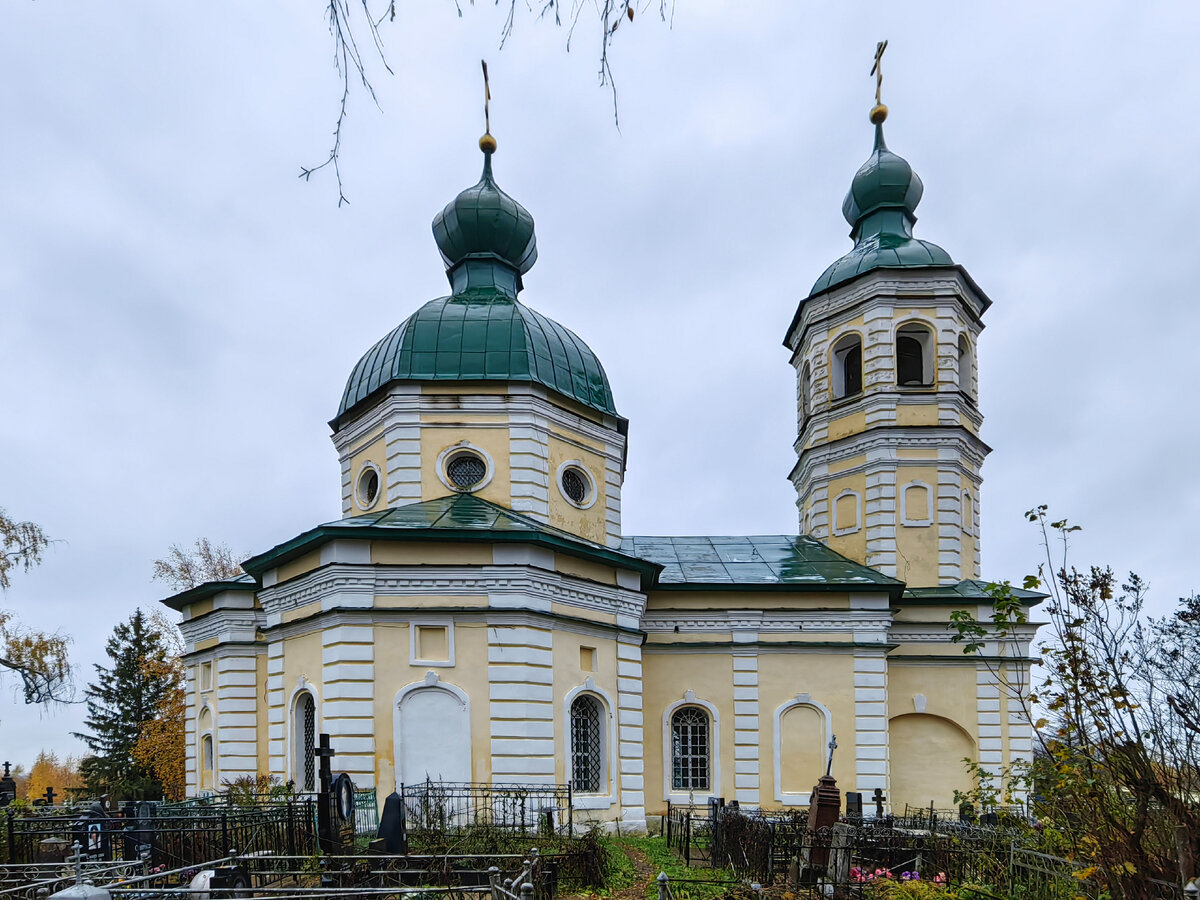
left=561, top=843, right=656, bottom=900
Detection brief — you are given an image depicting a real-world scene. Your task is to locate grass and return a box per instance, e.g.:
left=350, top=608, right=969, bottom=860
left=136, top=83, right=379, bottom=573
left=616, top=836, right=741, bottom=900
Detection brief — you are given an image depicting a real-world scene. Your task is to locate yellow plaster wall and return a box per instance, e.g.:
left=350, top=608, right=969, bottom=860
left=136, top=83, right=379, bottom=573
left=895, top=465, right=943, bottom=585
left=889, top=714, right=975, bottom=810
left=375, top=594, right=490, bottom=609
left=554, top=554, right=617, bottom=587
left=887, top=664, right=976, bottom=737
left=420, top=426, right=512, bottom=507
left=370, top=543, right=493, bottom=566
left=826, top=472, right=868, bottom=565
left=547, top=434, right=609, bottom=544
left=371, top=621, right=493, bottom=790
left=895, top=404, right=938, bottom=427
left=758, top=652, right=855, bottom=803
left=828, top=410, right=867, bottom=442
left=779, top=705, right=825, bottom=794
left=829, top=454, right=866, bottom=475
left=552, top=632, right=621, bottom=809
left=642, top=653, right=735, bottom=814
left=277, top=551, right=323, bottom=585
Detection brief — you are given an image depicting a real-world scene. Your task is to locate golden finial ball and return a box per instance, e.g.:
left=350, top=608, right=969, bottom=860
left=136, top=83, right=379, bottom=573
left=479, top=133, right=497, bottom=154
left=869, top=104, right=888, bottom=125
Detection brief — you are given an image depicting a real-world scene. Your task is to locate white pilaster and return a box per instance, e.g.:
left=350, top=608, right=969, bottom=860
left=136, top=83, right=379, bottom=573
left=732, top=653, right=760, bottom=806
left=322, top=625, right=377, bottom=787
left=488, top=625, right=556, bottom=783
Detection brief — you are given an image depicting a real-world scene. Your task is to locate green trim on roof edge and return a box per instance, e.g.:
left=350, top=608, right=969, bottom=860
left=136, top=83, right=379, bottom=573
left=161, top=574, right=256, bottom=611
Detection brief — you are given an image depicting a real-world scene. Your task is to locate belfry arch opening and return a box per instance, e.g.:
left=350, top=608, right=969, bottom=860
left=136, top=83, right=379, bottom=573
left=831, top=334, right=863, bottom=400
left=896, top=323, right=934, bottom=386
left=958, top=333, right=975, bottom=397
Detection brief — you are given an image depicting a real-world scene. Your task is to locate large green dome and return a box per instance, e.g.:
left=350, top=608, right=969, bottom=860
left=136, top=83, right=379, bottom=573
left=336, top=146, right=617, bottom=424
left=810, top=121, right=953, bottom=296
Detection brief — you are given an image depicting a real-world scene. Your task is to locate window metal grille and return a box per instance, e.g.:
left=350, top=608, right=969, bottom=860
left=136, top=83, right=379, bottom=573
left=561, top=468, right=588, bottom=504
left=447, top=453, right=487, bottom=489
left=671, top=707, right=711, bottom=791
left=570, top=694, right=603, bottom=793
left=299, top=694, right=316, bottom=791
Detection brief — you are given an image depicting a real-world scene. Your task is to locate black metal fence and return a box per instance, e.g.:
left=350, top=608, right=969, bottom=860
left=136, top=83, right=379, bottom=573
left=400, top=781, right=574, bottom=846
left=3, top=800, right=319, bottom=868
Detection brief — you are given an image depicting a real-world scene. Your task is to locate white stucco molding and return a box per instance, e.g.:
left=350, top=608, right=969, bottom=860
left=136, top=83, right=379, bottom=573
left=563, top=677, right=618, bottom=810
left=832, top=489, right=862, bottom=536
left=900, top=480, right=934, bottom=527
left=435, top=441, right=496, bottom=494
left=773, top=693, right=834, bottom=806
left=286, top=678, right=320, bottom=787
left=408, top=619, right=456, bottom=668
left=662, top=690, right=722, bottom=804
left=555, top=460, right=600, bottom=510
left=393, top=672, right=471, bottom=790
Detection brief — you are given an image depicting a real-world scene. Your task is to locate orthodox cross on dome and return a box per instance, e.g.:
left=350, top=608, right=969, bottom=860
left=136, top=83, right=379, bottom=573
left=480, top=59, right=497, bottom=153
left=870, top=40, right=889, bottom=124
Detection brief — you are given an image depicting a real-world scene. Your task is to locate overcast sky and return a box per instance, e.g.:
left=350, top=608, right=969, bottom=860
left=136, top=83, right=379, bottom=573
left=2, top=1, right=1198, bottom=766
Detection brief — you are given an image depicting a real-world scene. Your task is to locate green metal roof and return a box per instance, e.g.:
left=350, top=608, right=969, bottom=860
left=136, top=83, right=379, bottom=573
left=620, top=534, right=903, bottom=596
left=336, top=290, right=617, bottom=421
left=160, top=573, right=256, bottom=612
left=335, top=148, right=616, bottom=425
left=809, top=121, right=953, bottom=296
left=902, top=579, right=1047, bottom=606
left=241, top=494, right=658, bottom=582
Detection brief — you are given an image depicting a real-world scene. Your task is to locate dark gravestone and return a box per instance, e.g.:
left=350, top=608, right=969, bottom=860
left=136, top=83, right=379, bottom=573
left=959, top=802, right=975, bottom=823
left=0, top=761, right=16, bottom=806
left=378, top=791, right=405, bottom=853
left=981, top=811, right=998, bottom=827
left=315, top=734, right=336, bottom=853
left=845, top=792, right=863, bottom=824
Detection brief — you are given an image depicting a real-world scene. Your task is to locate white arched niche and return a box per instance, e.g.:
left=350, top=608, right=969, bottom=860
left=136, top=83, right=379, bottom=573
left=394, top=671, right=471, bottom=790
left=773, top=694, right=834, bottom=806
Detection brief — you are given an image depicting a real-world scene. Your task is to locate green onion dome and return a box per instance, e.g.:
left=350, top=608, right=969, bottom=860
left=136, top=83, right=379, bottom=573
left=810, top=122, right=953, bottom=296
left=335, top=144, right=617, bottom=425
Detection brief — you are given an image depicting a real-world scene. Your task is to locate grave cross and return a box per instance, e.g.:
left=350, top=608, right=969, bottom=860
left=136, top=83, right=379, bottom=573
left=314, top=733, right=336, bottom=853
left=2, top=761, right=10, bottom=778
left=872, top=787, right=886, bottom=819
left=44, top=786, right=56, bottom=805
left=825, top=734, right=838, bottom=777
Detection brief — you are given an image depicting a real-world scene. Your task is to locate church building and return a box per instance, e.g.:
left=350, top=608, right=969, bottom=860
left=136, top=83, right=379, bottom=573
left=163, top=88, right=1041, bottom=829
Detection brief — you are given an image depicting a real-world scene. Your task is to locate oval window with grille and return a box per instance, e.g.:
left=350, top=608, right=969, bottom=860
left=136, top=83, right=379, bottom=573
left=559, top=465, right=593, bottom=507
left=356, top=465, right=381, bottom=509
left=445, top=451, right=488, bottom=490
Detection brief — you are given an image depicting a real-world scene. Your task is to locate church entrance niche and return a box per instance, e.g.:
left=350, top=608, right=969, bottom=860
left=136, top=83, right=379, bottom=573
left=396, top=682, right=471, bottom=788
left=888, top=713, right=974, bottom=812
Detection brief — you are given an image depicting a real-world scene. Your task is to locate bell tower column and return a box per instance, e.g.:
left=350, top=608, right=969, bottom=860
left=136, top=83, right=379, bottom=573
left=785, top=100, right=991, bottom=587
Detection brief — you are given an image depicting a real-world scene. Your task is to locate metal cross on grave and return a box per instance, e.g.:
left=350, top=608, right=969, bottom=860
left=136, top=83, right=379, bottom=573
left=314, top=734, right=336, bottom=853
left=872, top=787, right=887, bottom=819
left=44, top=786, right=56, bottom=805
left=2, top=762, right=10, bottom=778
left=825, top=734, right=838, bottom=777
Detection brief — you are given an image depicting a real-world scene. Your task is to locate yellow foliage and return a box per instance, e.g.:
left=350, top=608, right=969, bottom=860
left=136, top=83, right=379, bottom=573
left=131, top=612, right=186, bottom=801
left=24, top=750, right=83, bottom=801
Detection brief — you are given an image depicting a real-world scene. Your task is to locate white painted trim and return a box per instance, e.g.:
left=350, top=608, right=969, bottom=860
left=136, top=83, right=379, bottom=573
left=435, top=442, right=496, bottom=494
left=773, top=694, right=834, bottom=806
left=287, top=681, right=320, bottom=789
left=900, top=480, right=934, bottom=527
left=832, top=489, right=862, bottom=536
left=829, top=331, right=864, bottom=400
left=563, top=677, right=618, bottom=809
left=555, top=460, right=599, bottom=510
left=409, top=619, right=456, bottom=668
left=196, top=703, right=216, bottom=791
left=393, top=672, right=471, bottom=789
left=354, top=461, right=383, bottom=511
left=662, top=690, right=721, bottom=803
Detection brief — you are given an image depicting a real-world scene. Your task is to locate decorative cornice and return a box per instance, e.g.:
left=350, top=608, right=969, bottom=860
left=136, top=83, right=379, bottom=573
left=257, top=562, right=648, bottom=621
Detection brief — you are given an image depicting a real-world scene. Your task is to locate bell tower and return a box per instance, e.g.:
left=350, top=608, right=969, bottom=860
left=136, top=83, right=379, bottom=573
left=784, top=66, right=991, bottom=587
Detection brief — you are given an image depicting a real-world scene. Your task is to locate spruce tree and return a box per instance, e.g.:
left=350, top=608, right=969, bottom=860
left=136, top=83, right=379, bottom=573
left=74, top=609, right=174, bottom=799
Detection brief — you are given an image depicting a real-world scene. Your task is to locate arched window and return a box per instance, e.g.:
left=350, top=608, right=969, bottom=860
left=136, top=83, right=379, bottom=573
left=294, top=692, right=316, bottom=792
left=671, top=707, right=711, bottom=791
left=896, top=323, right=934, bottom=386
left=957, top=334, right=974, bottom=397
left=831, top=334, right=863, bottom=400
left=569, top=694, right=604, bottom=793
left=197, top=706, right=214, bottom=791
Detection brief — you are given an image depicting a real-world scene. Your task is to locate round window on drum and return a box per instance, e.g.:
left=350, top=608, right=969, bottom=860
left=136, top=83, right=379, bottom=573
left=356, top=465, right=381, bottom=509
left=445, top=450, right=488, bottom=491
left=558, top=464, right=595, bottom=508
